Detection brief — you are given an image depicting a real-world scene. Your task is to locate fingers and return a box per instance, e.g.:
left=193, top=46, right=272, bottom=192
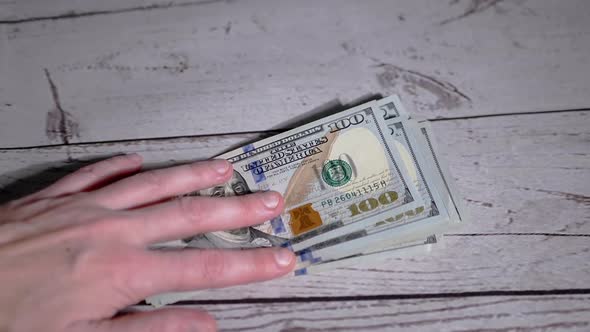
left=131, top=247, right=295, bottom=298
left=24, top=154, right=143, bottom=202
left=88, top=159, right=233, bottom=210
left=125, top=191, right=284, bottom=245
left=93, top=308, right=216, bottom=332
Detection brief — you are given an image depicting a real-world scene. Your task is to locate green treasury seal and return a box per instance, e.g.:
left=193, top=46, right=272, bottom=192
left=322, top=159, right=353, bottom=187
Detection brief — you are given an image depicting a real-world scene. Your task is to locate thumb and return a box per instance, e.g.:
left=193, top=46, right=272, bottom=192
left=94, top=308, right=217, bottom=332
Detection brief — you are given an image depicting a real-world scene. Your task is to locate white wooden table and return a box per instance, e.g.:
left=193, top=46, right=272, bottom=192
left=1, top=1, right=589, bottom=330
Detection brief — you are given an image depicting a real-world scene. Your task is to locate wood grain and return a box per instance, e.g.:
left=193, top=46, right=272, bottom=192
left=150, top=235, right=590, bottom=301
left=3, top=1, right=590, bottom=329
left=133, top=295, right=590, bottom=331
left=1, top=111, right=588, bottom=300
left=0, top=0, right=218, bottom=22
left=2, top=0, right=590, bottom=146
left=2, top=111, right=588, bottom=232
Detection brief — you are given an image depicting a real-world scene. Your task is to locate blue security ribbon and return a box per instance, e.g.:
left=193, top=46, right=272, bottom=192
left=243, top=144, right=266, bottom=184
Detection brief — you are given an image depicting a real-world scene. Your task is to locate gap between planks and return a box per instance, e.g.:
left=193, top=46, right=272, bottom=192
left=1, top=108, right=588, bottom=151
left=139, top=288, right=590, bottom=306
left=0, top=0, right=229, bottom=25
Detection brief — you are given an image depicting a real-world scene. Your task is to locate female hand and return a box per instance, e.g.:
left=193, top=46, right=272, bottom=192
left=0, top=154, right=294, bottom=332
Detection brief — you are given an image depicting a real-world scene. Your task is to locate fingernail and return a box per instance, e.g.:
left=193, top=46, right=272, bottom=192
left=210, top=159, right=230, bottom=175
left=261, top=191, right=280, bottom=209
left=274, top=248, right=294, bottom=267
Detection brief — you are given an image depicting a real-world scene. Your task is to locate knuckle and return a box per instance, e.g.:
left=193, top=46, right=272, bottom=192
left=186, top=163, right=207, bottom=182
left=237, top=195, right=254, bottom=211
left=176, top=197, right=203, bottom=225
left=29, top=210, right=137, bottom=298
left=76, top=163, right=103, bottom=181
left=187, top=161, right=206, bottom=174
left=106, top=251, right=159, bottom=302
left=139, top=169, right=167, bottom=189
left=198, top=251, right=227, bottom=285
left=61, top=237, right=103, bottom=281
left=54, top=192, right=87, bottom=208
left=72, top=211, right=126, bottom=241
left=69, top=191, right=91, bottom=203
left=62, top=229, right=139, bottom=302
left=88, top=217, right=118, bottom=235
left=232, top=195, right=258, bottom=219
left=67, top=223, right=99, bottom=244
left=110, top=253, right=147, bottom=303
left=188, top=162, right=218, bottom=182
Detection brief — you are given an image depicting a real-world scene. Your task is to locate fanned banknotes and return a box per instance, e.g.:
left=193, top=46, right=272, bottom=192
left=147, top=95, right=466, bottom=306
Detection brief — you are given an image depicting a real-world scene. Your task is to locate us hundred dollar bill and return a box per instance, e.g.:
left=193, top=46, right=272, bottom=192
left=292, top=101, right=445, bottom=250
left=179, top=101, right=423, bottom=250
left=380, top=94, right=464, bottom=225
left=289, top=97, right=458, bottom=272
left=292, top=235, right=440, bottom=276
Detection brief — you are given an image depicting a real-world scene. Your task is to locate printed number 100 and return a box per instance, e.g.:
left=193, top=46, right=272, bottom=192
left=348, top=191, right=398, bottom=217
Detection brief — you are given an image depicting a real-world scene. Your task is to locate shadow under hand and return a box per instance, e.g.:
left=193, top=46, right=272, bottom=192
left=0, top=157, right=107, bottom=204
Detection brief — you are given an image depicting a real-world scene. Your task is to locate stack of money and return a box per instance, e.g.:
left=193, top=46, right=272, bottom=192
left=147, top=95, right=466, bottom=306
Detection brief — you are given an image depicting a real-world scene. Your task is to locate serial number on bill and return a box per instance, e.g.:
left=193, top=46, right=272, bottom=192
left=320, top=180, right=388, bottom=208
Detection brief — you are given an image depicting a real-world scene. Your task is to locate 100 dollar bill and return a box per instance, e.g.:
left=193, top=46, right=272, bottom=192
left=188, top=101, right=423, bottom=249
left=287, top=100, right=447, bottom=253
left=288, top=97, right=457, bottom=268
left=290, top=119, right=465, bottom=275
left=292, top=235, right=440, bottom=276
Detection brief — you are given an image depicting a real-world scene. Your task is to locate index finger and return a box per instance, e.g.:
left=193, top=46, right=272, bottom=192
left=88, top=159, right=233, bottom=210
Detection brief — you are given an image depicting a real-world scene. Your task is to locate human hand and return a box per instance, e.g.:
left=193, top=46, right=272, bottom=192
left=0, top=154, right=294, bottom=332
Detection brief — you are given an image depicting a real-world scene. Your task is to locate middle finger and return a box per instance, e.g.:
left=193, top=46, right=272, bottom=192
left=123, top=191, right=283, bottom=245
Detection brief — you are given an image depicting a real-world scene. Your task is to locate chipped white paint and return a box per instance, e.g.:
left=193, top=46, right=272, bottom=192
left=1, top=0, right=590, bottom=146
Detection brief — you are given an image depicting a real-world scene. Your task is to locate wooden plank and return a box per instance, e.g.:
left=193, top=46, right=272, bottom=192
left=1, top=0, right=590, bottom=146
left=1, top=112, right=588, bottom=300
left=138, top=295, right=590, bottom=331
left=2, top=111, right=588, bottom=232
left=151, top=235, right=590, bottom=301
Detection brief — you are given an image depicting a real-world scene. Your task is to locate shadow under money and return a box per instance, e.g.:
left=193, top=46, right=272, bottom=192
left=220, top=93, right=383, bottom=155
left=272, top=92, right=383, bottom=130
